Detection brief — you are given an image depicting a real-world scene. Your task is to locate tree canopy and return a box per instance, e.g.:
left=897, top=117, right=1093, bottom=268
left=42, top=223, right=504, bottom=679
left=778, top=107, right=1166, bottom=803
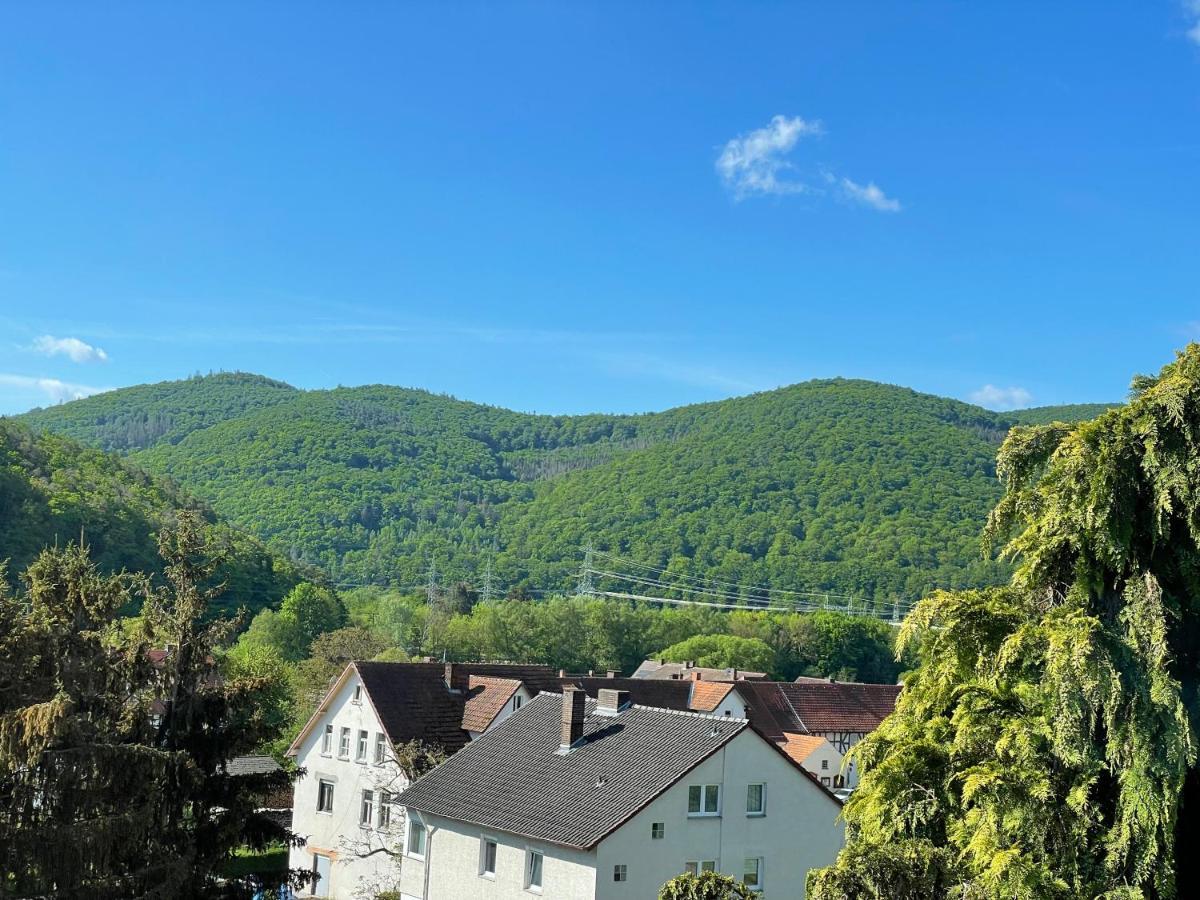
left=809, top=344, right=1200, bottom=900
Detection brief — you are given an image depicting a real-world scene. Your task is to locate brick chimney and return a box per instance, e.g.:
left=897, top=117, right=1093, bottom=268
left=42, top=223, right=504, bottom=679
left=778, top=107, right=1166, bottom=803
left=690, top=671, right=703, bottom=682
left=597, top=688, right=630, bottom=714
left=560, top=686, right=586, bottom=748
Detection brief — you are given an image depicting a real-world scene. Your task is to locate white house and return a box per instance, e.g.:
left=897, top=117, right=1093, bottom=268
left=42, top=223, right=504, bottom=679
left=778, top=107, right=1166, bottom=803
left=286, top=661, right=561, bottom=899
left=395, top=688, right=845, bottom=900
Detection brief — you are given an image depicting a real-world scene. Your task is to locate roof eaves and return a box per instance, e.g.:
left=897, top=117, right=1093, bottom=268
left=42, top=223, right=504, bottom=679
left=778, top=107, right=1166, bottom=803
left=285, top=661, right=357, bottom=757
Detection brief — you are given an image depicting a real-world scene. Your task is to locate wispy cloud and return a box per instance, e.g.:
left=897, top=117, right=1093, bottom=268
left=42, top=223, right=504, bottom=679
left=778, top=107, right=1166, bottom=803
left=1185, top=1, right=1200, bottom=44
left=593, top=351, right=765, bottom=395
left=31, top=335, right=109, bottom=363
left=717, top=115, right=901, bottom=212
left=836, top=176, right=902, bottom=213
left=716, top=115, right=823, bottom=198
left=0, top=373, right=113, bottom=405
left=970, top=384, right=1033, bottom=410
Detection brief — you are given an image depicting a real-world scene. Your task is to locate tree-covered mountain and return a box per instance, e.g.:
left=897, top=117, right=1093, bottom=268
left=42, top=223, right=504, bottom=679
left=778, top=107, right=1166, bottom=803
left=18, top=373, right=1116, bottom=605
left=0, top=417, right=303, bottom=616
left=1007, top=403, right=1118, bottom=425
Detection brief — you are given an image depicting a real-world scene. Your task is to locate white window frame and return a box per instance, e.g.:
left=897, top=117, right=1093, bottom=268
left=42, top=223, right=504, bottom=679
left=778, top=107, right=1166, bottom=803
left=406, top=815, right=427, bottom=859
left=356, top=729, right=369, bottom=763
left=321, top=723, right=333, bottom=756
left=524, top=847, right=543, bottom=893
left=352, top=684, right=362, bottom=703
left=613, top=864, right=627, bottom=882
left=338, top=727, right=351, bottom=759
left=687, top=783, right=721, bottom=817
left=479, top=835, right=498, bottom=879
left=746, top=782, right=766, bottom=816
left=743, top=857, right=763, bottom=889
left=378, top=791, right=392, bottom=828
left=316, top=779, right=334, bottom=814
left=374, top=732, right=387, bottom=765
left=685, top=860, right=716, bottom=875
left=651, top=821, right=665, bottom=839
left=359, top=789, right=374, bottom=828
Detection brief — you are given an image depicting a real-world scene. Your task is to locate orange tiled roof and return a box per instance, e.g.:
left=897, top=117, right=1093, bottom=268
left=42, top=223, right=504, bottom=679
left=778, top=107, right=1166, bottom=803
left=689, top=681, right=735, bottom=712
left=461, top=675, right=522, bottom=733
left=779, top=733, right=828, bottom=765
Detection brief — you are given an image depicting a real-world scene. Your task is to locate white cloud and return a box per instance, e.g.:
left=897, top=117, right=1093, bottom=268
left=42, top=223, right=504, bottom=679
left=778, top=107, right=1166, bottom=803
left=1186, top=1, right=1200, bottom=44
left=969, top=384, right=1033, bottom=410
left=838, top=176, right=902, bottom=212
left=31, top=335, right=109, bottom=363
left=0, top=373, right=112, bottom=405
left=716, top=115, right=823, bottom=198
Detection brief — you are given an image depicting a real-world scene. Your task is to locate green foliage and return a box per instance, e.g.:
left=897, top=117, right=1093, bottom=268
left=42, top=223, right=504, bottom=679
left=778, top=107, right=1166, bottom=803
left=809, top=345, right=1200, bottom=899
left=21, top=374, right=1039, bottom=602
left=1006, top=403, right=1118, bottom=425
left=659, top=871, right=760, bottom=899
left=656, top=634, right=775, bottom=673
left=0, top=417, right=302, bottom=617
left=0, top=513, right=298, bottom=897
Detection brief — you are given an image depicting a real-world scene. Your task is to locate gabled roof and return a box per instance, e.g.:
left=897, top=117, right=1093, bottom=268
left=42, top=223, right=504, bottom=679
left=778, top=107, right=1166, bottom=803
left=632, top=659, right=767, bottom=681
left=778, top=734, right=830, bottom=765
left=737, top=679, right=901, bottom=736
left=286, top=661, right=562, bottom=757
left=564, top=676, right=693, bottom=712
left=397, top=694, right=752, bottom=849
left=461, top=676, right=521, bottom=733
left=689, top=681, right=736, bottom=712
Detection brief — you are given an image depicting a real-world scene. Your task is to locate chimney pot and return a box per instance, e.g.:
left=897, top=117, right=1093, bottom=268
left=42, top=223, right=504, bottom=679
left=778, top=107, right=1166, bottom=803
left=560, top=686, right=586, bottom=748
left=558, top=668, right=566, bottom=678
left=597, top=688, right=631, bottom=713
left=606, top=670, right=617, bottom=679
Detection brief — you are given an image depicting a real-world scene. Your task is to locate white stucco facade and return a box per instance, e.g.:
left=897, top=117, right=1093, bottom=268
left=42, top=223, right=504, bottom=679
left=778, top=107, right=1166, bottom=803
left=290, top=671, right=409, bottom=899
left=398, top=728, right=845, bottom=900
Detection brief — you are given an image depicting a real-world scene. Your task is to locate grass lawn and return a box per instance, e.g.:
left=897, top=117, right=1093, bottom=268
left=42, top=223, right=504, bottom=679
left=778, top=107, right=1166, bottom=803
left=219, top=844, right=289, bottom=879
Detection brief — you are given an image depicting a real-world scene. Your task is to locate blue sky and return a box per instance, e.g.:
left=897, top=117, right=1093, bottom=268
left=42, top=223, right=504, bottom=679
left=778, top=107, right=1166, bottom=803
left=2, top=2, right=1199, bottom=416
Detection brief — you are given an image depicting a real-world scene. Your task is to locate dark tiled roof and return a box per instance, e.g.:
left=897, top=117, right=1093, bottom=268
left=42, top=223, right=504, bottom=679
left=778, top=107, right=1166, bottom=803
left=564, top=677, right=693, bottom=712
left=225, top=755, right=282, bottom=776
left=355, top=662, right=562, bottom=755
left=631, top=660, right=767, bottom=681
left=462, top=676, right=521, bottom=733
left=737, top=680, right=901, bottom=735
left=398, top=693, right=746, bottom=849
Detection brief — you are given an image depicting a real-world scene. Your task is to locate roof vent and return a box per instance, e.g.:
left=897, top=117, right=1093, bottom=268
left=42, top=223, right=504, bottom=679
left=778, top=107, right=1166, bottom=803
left=595, top=774, right=608, bottom=788
left=596, top=688, right=631, bottom=715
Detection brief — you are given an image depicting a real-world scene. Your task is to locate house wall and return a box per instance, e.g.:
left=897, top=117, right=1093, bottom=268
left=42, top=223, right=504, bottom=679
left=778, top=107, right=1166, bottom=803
left=818, top=731, right=868, bottom=786
left=706, top=690, right=749, bottom=719
left=799, top=741, right=844, bottom=789
left=593, top=729, right=845, bottom=900
left=290, top=671, right=409, bottom=899
left=397, top=813, right=597, bottom=900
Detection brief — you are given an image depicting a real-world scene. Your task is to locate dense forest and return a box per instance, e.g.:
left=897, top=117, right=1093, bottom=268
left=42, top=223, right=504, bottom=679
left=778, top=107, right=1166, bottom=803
left=18, top=373, right=1115, bottom=606
left=0, top=417, right=304, bottom=616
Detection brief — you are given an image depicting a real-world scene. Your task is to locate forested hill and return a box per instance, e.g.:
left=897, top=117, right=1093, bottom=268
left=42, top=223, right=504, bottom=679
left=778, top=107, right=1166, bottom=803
left=0, top=418, right=302, bottom=615
left=17, top=374, right=1116, bottom=605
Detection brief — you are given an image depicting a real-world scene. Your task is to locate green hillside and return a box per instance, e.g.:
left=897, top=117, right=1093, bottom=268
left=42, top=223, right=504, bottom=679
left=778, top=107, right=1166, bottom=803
left=17, top=373, right=1057, bottom=604
left=0, top=418, right=303, bottom=615
left=1008, top=403, right=1118, bottom=425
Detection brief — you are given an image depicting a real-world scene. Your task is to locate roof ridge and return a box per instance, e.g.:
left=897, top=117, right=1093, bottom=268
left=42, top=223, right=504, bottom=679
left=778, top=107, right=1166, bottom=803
left=532, top=690, right=748, bottom=723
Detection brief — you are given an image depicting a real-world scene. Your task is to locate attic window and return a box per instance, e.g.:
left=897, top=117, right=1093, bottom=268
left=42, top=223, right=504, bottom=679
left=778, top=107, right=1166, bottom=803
left=353, top=685, right=362, bottom=704
left=651, top=822, right=665, bottom=839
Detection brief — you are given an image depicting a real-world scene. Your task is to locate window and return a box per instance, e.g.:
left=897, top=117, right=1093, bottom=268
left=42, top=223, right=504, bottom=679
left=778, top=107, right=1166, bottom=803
left=684, top=861, right=716, bottom=875
left=525, top=849, right=543, bottom=891
left=374, top=733, right=387, bottom=765
left=687, top=784, right=721, bottom=816
left=353, top=684, right=362, bottom=703
left=379, top=791, right=392, bottom=828
left=613, top=865, right=627, bottom=882
left=821, top=758, right=829, bottom=770
left=480, top=837, right=498, bottom=877
left=339, top=727, right=351, bottom=759
left=321, top=724, right=333, bottom=756
left=356, top=729, right=369, bottom=762
left=407, top=817, right=427, bottom=858
left=651, top=822, right=665, bottom=839
left=514, top=694, right=523, bottom=711
left=316, top=779, right=334, bottom=813
left=746, top=783, right=765, bottom=816
left=821, top=776, right=832, bottom=787
left=360, top=790, right=374, bottom=827
left=743, top=857, right=762, bottom=888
